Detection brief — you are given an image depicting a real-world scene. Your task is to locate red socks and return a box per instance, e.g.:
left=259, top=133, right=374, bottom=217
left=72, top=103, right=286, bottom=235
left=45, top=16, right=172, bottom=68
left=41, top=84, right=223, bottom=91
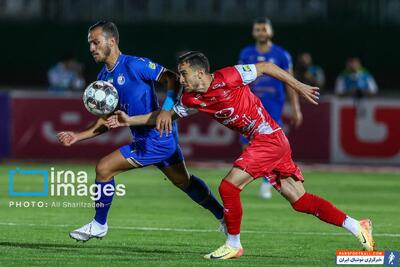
left=292, top=192, right=347, bottom=226
left=219, top=180, right=346, bottom=235
left=219, top=180, right=242, bottom=235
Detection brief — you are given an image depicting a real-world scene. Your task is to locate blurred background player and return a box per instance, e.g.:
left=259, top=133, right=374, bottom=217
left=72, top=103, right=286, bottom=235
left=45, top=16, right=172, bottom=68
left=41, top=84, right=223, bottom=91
left=335, top=57, right=378, bottom=97
left=57, top=21, right=224, bottom=242
left=47, top=53, right=85, bottom=94
left=238, top=17, right=302, bottom=199
left=335, top=57, right=378, bottom=117
left=294, top=52, right=325, bottom=89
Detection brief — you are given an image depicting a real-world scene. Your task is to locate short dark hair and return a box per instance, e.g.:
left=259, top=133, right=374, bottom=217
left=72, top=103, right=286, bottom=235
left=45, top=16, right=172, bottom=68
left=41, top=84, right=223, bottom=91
left=178, top=51, right=210, bottom=73
left=88, top=21, right=119, bottom=44
left=253, top=17, right=272, bottom=25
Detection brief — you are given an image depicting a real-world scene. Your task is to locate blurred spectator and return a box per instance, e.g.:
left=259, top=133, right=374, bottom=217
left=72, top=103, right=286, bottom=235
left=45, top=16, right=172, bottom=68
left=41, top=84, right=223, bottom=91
left=294, top=52, right=325, bottom=89
left=335, top=57, right=378, bottom=97
left=47, top=54, right=85, bottom=94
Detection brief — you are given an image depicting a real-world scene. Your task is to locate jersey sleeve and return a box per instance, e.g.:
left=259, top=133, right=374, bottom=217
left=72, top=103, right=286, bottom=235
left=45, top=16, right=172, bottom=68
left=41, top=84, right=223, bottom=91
left=172, top=95, right=198, bottom=118
left=127, top=57, right=165, bottom=82
left=233, top=64, right=258, bottom=85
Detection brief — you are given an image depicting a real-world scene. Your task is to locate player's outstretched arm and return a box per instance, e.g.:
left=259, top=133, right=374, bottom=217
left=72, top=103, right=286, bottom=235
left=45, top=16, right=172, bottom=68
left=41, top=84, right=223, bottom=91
left=57, top=117, right=108, bottom=146
left=106, top=110, right=180, bottom=128
left=255, top=62, right=320, bottom=105
left=106, top=109, right=186, bottom=137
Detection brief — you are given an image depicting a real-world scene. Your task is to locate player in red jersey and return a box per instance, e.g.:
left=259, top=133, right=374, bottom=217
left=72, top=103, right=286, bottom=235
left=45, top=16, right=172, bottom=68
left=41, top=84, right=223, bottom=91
left=106, top=52, right=376, bottom=259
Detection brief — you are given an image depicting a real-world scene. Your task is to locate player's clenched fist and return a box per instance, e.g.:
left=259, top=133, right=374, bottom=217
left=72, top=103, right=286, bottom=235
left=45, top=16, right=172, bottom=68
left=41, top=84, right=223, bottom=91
left=57, top=131, right=79, bottom=146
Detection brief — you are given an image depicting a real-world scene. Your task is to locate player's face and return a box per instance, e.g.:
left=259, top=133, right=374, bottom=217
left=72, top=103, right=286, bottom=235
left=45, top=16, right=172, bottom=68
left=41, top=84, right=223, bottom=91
left=178, top=62, right=202, bottom=93
left=252, top=23, right=273, bottom=43
left=88, top=28, right=112, bottom=63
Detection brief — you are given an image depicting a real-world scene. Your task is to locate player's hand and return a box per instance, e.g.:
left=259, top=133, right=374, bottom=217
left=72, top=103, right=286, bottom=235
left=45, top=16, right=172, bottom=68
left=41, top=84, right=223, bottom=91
left=106, top=110, right=130, bottom=129
left=156, top=110, right=173, bottom=137
left=292, top=81, right=320, bottom=105
left=57, top=131, right=79, bottom=146
left=291, top=110, right=303, bottom=128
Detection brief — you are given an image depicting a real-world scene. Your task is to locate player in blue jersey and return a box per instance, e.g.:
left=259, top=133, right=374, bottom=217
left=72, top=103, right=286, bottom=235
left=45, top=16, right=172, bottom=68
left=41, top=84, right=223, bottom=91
left=238, top=18, right=303, bottom=199
left=56, top=21, right=225, bottom=241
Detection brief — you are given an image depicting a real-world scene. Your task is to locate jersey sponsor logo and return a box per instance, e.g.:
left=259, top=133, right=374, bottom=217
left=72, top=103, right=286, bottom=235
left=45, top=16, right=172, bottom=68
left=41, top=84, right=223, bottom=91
left=117, top=74, right=125, bottom=85
left=107, top=77, right=113, bottom=84
left=212, top=82, right=226, bottom=90
left=148, top=62, right=156, bottom=70
left=200, top=102, right=207, bottom=107
left=214, top=107, right=234, bottom=119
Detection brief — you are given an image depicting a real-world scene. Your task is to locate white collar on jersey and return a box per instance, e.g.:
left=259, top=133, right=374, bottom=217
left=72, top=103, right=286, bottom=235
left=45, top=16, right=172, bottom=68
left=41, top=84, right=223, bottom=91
left=105, top=52, right=122, bottom=73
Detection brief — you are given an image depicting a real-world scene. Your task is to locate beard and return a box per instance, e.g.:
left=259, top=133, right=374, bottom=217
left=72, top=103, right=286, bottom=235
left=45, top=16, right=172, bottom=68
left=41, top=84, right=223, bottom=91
left=94, top=45, right=112, bottom=63
left=256, top=36, right=269, bottom=44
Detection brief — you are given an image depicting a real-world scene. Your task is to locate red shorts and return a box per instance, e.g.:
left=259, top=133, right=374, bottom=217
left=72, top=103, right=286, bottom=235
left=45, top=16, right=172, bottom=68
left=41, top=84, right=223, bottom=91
left=233, top=130, right=304, bottom=192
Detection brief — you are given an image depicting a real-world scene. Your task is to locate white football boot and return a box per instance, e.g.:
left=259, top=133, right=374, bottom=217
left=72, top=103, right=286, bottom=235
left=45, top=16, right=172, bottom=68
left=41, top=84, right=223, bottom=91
left=69, top=219, right=108, bottom=242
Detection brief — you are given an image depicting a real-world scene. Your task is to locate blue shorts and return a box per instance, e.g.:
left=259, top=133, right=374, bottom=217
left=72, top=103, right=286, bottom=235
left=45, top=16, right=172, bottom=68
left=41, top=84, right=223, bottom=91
left=119, top=135, right=184, bottom=169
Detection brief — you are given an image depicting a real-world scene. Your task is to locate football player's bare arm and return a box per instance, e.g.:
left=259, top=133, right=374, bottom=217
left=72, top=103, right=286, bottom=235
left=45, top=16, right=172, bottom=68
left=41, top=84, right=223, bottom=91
left=285, top=68, right=303, bottom=128
left=106, top=109, right=183, bottom=137
left=254, top=62, right=320, bottom=105
left=157, top=69, right=181, bottom=134
left=57, top=117, right=109, bottom=146
left=106, top=110, right=181, bottom=127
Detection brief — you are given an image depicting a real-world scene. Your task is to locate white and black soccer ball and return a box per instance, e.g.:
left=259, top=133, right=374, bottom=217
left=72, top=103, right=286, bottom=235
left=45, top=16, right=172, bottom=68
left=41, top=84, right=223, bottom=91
left=83, top=81, right=119, bottom=116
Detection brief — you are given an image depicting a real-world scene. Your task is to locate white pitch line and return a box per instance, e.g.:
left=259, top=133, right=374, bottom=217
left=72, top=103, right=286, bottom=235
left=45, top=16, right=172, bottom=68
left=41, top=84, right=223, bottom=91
left=0, top=222, right=399, bottom=237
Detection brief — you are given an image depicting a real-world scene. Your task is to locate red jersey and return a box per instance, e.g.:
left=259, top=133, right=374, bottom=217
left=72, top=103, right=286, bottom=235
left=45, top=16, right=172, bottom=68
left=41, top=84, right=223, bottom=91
left=174, top=64, right=281, bottom=139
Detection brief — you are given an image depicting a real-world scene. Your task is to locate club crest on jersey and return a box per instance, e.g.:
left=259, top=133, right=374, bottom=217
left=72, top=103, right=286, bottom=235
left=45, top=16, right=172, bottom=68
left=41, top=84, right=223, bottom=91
left=212, top=82, right=226, bottom=90
left=117, top=74, right=125, bottom=85
left=199, top=102, right=207, bottom=107
left=148, top=62, right=156, bottom=70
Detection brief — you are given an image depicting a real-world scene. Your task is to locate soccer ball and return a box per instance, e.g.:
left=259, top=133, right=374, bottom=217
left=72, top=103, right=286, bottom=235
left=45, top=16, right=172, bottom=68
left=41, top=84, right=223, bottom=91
left=83, top=81, right=119, bottom=116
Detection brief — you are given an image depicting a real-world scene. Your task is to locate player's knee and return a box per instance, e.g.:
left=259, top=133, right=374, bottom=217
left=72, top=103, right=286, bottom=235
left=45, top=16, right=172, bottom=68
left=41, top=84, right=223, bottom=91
left=95, top=158, right=112, bottom=181
left=219, top=179, right=239, bottom=197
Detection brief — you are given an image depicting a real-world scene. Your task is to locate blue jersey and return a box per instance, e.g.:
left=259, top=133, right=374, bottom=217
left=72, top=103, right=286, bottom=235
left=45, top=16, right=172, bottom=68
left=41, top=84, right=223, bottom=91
left=97, top=54, right=182, bottom=168
left=98, top=54, right=168, bottom=140
left=239, top=44, right=292, bottom=124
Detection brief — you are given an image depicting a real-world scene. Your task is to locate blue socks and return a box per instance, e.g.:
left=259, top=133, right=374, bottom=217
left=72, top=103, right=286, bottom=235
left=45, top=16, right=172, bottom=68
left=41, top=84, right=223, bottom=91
left=94, top=178, right=115, bottom=225
left=182, top=175, right=224, bottom=220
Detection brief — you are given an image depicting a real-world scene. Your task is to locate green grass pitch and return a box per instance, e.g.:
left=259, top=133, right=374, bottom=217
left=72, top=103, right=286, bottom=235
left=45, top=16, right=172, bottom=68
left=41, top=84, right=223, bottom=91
left=0, top=162, right=399, bottom=266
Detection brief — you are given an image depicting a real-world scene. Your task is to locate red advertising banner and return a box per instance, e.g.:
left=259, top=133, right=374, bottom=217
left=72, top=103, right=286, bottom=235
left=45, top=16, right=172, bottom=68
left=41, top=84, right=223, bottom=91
left=11, top=96, right=131, bottom=159
left=11, top=94, right=399, bottom=164
left=284, top=100, right=331, bottom=162
left=10, top=95, right=241, bottom=161
left=331, top=98, right=400, bottom=164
